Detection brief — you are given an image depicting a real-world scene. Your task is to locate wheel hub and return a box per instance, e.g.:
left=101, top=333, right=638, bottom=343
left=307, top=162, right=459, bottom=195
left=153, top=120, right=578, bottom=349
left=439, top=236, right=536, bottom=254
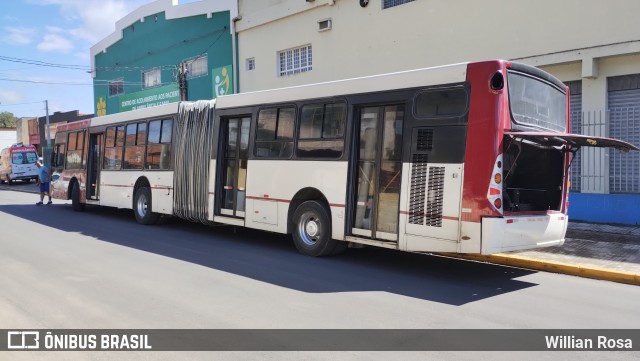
left=305, top=220, right=319, bottom=237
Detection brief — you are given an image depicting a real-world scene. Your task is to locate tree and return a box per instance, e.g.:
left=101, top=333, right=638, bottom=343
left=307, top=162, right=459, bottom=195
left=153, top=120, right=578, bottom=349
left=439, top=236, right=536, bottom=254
left=0, top=111, right=18, bottom=128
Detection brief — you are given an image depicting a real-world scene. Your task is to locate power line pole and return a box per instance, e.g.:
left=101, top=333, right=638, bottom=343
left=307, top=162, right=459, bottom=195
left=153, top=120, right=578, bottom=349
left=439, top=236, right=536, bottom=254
left=44, top=100, right=51, bottom=147
left=178, top=62, right=188, bottom=101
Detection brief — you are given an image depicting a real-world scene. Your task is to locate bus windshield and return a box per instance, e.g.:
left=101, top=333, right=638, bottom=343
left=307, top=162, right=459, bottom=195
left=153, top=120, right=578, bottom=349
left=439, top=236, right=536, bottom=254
left=507, top=71, right=567, bottom=132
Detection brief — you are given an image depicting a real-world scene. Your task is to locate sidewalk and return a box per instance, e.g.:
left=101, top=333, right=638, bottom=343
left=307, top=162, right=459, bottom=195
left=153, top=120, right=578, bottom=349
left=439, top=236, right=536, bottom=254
left=455, top=222, right=640, bottom=285
left=2, top=184, right=638, bottom=285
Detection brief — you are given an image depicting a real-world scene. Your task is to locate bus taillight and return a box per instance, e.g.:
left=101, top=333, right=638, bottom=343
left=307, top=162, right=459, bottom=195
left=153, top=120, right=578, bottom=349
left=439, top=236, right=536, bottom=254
left=487, top=154, right=504, bottom=215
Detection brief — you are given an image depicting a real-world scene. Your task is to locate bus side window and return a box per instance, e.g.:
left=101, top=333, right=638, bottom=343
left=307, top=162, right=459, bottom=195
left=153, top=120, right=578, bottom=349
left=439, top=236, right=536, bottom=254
left=146, top=119, right=172, bottom=170
left=414, top=87, right=468, bottom=118
left=255, top=107, right=294, bottom=158
left=53, top=132, right=67, bottom=168
left=296, top=102, right=345, bottom=158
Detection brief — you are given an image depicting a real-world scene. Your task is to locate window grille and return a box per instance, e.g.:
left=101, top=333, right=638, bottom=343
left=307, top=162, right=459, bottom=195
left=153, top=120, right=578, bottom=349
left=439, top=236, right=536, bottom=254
left=383, top=0, right=415, bottom=9
left=246, top=58, right=255, bottom=71
left=143, top=68, right=161, bottom=88
left=278, top=45, right=312, bottom=77
left=187, top=55, right=208, bottom=79
left=108, top=79, right=124, bottom=97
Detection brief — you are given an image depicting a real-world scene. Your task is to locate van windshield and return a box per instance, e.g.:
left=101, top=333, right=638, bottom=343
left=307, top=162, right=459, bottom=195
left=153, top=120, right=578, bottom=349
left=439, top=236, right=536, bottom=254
left=11, top=151, right=38, bottom=165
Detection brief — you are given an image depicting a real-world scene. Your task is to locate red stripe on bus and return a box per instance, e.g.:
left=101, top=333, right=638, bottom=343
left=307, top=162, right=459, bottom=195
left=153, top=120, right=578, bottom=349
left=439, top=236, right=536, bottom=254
left=101, top=184, right=173, bottom=190
left=246, top=195, right=290, bottom=203
left=399, top=211, right=460, bottom=222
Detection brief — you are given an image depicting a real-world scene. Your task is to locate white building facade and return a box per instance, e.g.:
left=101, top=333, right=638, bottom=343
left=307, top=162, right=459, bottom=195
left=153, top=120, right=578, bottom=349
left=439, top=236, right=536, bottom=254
left=234, top=0, right=640, bottom=224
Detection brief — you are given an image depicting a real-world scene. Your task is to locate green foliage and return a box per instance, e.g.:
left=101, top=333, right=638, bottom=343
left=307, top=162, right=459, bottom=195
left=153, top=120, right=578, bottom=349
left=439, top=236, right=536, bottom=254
left=0, top=111, right=18, bottom=128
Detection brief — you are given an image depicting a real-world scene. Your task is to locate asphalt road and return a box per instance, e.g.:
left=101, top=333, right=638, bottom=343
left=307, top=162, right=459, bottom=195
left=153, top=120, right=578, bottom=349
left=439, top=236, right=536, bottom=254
left=1, top=189, right=639, bottom=361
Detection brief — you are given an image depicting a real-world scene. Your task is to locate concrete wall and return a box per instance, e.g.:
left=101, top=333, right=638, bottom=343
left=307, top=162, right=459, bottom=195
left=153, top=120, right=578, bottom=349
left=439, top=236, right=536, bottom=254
left=0, top=129, right=17, bottom=150
left=236, top=0, right=640, bottom=92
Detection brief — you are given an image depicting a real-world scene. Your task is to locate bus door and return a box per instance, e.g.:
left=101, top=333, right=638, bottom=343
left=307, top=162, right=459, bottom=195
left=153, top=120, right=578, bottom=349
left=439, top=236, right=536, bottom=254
left=351, top=105, right=404, bottom=242
left=87, top=132, right=102, bottom=200
left=219, top=117, right=250, bottom=218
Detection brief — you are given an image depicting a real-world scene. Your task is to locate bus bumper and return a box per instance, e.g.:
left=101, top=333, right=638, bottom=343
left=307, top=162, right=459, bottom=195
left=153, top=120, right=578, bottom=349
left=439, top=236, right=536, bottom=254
left=481, top=213, right=568, bottom=254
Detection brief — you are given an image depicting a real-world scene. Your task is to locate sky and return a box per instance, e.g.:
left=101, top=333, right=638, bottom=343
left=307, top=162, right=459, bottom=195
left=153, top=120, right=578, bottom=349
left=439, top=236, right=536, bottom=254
left=0, top=0, right=197, bottom=119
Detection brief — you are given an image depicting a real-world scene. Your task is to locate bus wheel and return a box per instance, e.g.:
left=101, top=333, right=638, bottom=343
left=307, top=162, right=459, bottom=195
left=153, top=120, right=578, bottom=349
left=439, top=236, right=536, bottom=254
left=134, top=186, right=159, bottom=225
left=292, top=200, right=338, bottom=257
left=7, top=175, right=13, bottom=185
left=71, top=182, right=85, bottom=212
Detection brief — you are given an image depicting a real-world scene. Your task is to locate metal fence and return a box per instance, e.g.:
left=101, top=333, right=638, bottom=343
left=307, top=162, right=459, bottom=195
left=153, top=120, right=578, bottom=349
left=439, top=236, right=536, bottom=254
left=570, top=108, right=640, bottom=194
left=609, top=107, right=640, bottom=193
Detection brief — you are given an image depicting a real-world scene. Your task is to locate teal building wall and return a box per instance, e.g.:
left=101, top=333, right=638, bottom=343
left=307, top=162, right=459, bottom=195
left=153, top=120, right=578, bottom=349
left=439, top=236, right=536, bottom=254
left=93, top=10, right=232, bottom=116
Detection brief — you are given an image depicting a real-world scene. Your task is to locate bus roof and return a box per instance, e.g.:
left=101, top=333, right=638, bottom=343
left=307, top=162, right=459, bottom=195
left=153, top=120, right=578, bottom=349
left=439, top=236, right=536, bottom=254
left=90, top=102, right=181, bottom=128
left=215, top=62, right=471, bottom=109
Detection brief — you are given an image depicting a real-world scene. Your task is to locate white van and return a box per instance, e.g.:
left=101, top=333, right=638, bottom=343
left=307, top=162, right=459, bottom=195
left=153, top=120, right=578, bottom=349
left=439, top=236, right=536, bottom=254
left=0, top=144, right=39, bottom=184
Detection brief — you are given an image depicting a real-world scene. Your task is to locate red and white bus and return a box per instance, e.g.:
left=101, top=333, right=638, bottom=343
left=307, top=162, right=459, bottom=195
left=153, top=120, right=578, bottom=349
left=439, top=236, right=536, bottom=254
left=50, top=60, right=637, bottom=256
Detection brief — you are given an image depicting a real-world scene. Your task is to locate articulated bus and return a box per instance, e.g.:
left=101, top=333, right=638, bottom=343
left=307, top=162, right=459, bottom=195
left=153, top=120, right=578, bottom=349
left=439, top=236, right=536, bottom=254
left=50, top=60, right=637, bottom=256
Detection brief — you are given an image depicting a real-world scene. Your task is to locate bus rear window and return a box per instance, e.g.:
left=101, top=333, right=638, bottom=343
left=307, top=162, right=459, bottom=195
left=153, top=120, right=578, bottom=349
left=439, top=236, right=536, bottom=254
left=508, top=71, right=567, bottom=132
left=11, top=152, right=37, bottom=164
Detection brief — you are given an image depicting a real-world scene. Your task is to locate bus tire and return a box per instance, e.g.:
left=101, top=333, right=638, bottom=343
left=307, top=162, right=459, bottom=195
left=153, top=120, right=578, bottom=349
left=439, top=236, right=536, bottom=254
left=7, top=175, right=13, bottom=185
left=134, top=186, right=159, bottom=225
left=292, top=200, right=338, bottom=257
left=71, top=182, right=85, bottom=212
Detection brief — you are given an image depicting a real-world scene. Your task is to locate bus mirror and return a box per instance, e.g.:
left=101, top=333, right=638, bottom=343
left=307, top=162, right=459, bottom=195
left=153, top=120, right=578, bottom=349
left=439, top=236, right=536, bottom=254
left=491, top=72, right=504, bottom=91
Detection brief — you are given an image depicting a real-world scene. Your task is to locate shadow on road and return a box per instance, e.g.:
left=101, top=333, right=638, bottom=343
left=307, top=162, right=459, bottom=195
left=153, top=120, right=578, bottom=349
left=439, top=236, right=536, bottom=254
left=0, top=201, right=538, bottom=305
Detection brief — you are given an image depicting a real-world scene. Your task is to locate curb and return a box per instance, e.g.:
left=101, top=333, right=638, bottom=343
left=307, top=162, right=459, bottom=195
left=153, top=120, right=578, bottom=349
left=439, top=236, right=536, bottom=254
left=0, top=187, right=39, bottom=194
left=443, top=253, right=640, bottom=286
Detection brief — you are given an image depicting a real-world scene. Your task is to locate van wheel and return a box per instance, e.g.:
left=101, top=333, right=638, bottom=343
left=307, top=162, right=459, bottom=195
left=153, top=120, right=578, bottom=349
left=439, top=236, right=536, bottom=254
left=292, top=200, right=339, bottom=257
left=134, top=186, right=159, bottom=225
left=71, top=182, right=85, bottom=212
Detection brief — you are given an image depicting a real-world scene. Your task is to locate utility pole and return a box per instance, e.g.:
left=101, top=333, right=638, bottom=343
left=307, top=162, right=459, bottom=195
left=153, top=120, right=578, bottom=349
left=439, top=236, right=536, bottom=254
left=44, top=100, right=51, bottom=147
left=43, top=100, right=52, bottom=166
left=178, top=62, right=188, bottom=101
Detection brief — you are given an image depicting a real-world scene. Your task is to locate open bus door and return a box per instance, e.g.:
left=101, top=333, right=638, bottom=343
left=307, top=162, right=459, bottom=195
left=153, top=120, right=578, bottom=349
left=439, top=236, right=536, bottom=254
left=351, top=105, right=405, bottom=243
left=218, top=117, right=250, bottom=219
left=86, top=132, right=103, bottom=200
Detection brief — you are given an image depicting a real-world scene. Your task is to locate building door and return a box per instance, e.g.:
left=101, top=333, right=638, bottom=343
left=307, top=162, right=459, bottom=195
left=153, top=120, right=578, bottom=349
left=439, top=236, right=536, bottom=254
left=608, top=75, right=640, bottom=193
left=87, top=133, right=102, bottom=200
left=352, top=105, right=404, bottom=241
left=219, top=117, right=250, bottom=218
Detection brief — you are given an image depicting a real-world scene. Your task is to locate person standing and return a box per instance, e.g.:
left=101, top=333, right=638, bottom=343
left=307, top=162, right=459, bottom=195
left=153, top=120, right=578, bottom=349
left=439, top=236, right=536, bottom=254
left=35, top=159, right=52, bottom=205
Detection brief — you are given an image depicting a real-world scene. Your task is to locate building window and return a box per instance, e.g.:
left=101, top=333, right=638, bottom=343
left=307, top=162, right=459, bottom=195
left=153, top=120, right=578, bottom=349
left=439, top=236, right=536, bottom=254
left=246, top=58, right=255, bottom=71
left=186, top=55, right=208, bottom=79
left=318, top=19, right=332, bottom=31
left=278, top=45, right=312, bottom=77
left=109, top=79, right=124, bottom=97
left=143, top=68, right=161, bottom=88
left=383, top=0, right=415, bottom=9
left=255, top=107, right=295, bottom=158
